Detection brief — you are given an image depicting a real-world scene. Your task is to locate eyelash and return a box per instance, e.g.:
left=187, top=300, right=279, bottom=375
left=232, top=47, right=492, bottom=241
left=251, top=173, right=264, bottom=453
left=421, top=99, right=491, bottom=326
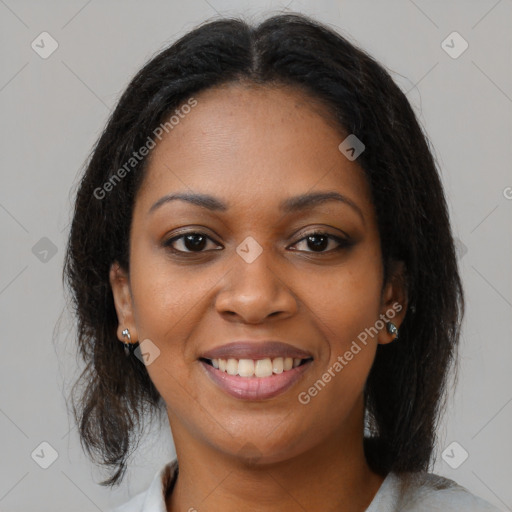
left=162, top=230, right=352, bottom=255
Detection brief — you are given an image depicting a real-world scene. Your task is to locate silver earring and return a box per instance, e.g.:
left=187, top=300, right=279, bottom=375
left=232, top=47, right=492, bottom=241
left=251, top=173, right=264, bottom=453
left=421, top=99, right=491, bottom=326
left=386, top=321, right=399, bottom=341
left=122, top=328, right=132, bottom=356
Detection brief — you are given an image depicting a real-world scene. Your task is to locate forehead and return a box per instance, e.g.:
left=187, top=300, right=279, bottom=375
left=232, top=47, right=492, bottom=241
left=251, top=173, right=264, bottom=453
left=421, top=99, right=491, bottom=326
left=136, top=83, right=374, bottom=219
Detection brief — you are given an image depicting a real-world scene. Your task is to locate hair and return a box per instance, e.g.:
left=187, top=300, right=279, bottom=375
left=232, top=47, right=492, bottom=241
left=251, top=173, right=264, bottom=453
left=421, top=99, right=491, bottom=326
left=63, top=12, right=464, bottom=487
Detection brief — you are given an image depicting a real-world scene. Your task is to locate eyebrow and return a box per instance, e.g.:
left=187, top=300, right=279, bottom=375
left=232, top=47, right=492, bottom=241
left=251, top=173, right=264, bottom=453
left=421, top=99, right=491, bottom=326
left=148, top=191, right=365, bottom=224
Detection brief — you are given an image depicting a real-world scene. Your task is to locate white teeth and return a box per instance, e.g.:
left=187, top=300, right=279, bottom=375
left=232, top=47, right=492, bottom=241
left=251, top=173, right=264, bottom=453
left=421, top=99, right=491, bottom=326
left=208, top=356, right=309, bottom=377
left=226, top=358, right=238, bottom=376
left=255, top=358, right=273, bottom=378
left=272, top=357, right=284, bottom=374
left=238, top=359, right=255, bottom=377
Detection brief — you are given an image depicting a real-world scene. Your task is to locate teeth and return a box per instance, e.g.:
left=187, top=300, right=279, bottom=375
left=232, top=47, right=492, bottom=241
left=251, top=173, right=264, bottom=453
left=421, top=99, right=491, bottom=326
left=255, top=358, right=273, bottom=377
left=208, top=356, right=308, bottom=377
left=238, top=359, right=255, bottom=377
left=226, top=358, right=238, bottom=376
left=272, top=357, right=284, bottom=374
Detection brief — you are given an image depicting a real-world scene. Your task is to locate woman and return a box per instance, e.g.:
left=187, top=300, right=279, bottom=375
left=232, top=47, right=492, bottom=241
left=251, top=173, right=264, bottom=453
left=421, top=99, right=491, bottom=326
left=63, top=13, right=500, bottom=511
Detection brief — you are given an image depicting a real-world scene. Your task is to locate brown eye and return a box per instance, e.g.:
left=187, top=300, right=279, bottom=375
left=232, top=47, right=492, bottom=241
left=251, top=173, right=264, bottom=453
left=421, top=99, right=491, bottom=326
left=290, top=232, right=352, bottom=253
left=164, top=232, right=221, bottom=253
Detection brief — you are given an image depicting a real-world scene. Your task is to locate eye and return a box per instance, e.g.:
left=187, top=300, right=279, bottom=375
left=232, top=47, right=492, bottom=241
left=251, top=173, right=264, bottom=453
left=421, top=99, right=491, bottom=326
left=163, top=232, right=222, bottom=253
left=163, top=230, right=352, bottom=255
left=290, top=231, right=352, bottom=253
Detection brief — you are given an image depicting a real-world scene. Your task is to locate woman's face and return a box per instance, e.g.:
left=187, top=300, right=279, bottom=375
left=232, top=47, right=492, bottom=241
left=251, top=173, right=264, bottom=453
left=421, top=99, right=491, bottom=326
left=110, top=83, right=406, bottom=463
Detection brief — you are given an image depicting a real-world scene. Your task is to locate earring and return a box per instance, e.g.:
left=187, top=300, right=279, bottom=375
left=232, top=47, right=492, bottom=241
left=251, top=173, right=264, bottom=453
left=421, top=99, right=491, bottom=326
left=386, top=321, right=399, bottom=341
left=122, top=328, right=132, bottom=356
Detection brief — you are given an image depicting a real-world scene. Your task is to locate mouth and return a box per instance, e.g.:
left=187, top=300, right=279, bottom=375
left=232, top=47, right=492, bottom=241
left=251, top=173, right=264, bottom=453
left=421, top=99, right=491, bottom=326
left=198, top=341, right=314, bottom=400
left=199, top=357, right=313, bottom=401
left=199, top=356, right=313, bottom=377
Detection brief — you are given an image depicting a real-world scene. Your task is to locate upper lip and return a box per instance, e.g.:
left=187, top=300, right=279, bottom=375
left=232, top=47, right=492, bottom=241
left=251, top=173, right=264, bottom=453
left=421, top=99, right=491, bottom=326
left=200, top=341, right=313, bottom=361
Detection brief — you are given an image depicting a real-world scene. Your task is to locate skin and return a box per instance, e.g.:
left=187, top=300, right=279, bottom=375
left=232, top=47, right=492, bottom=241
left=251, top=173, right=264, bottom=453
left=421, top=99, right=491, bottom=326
left=110, top=82, right=407, bottom=511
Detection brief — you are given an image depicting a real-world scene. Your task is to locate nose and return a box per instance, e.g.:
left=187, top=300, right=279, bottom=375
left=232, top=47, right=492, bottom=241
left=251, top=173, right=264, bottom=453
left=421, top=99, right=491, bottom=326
left=215, top=249, right=298, bottom=324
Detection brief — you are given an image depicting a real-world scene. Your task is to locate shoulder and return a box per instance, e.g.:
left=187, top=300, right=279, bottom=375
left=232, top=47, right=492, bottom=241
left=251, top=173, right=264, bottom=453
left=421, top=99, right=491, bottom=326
left=107, top=459, right=179, bottom=512
left=109, top=490, right=146, bottom=512
left=393, top=471, right=501, bottom=511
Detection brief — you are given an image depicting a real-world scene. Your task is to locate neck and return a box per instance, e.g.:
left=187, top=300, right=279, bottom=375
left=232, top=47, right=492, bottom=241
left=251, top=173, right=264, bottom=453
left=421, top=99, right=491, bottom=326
left=166, top=402, right=385, bottom=511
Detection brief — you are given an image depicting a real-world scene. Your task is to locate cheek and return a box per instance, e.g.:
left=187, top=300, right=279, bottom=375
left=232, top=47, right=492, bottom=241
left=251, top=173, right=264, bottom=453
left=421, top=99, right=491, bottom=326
left=304, top=254, right=382, bottom=395
left=127, top=247, right=228, bottom=400
left=129, top=246, right=207, bottom=343
left=295, top=282, right=379, bottom=436
left=312, top=259, right=383, bottom=350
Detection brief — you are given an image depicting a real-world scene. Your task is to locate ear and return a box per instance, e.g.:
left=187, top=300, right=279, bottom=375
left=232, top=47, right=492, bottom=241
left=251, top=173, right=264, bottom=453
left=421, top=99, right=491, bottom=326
left=109, top=261, right=139, bottom=343
left=377, top=260, right=408, bottom=345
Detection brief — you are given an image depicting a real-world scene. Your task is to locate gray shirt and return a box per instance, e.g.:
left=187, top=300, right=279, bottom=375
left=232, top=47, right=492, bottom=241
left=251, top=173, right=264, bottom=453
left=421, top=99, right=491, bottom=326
left=110, top=459, right=501, bottom=511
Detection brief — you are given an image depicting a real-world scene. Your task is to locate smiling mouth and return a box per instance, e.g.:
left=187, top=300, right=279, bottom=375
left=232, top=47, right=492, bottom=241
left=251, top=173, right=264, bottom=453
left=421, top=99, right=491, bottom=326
left=200, top=356, right=313, bottom=378
left=199, top=356, right=314, bottom=400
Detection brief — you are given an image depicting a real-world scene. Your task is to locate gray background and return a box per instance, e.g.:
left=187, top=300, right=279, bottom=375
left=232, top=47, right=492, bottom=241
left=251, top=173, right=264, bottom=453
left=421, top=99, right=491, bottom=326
left=0, top=0, right=511, bottom=510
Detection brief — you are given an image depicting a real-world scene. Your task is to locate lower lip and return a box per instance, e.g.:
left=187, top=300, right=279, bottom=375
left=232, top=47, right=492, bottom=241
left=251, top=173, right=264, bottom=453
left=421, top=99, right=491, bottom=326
left=200, top=360, right=312, bottom=400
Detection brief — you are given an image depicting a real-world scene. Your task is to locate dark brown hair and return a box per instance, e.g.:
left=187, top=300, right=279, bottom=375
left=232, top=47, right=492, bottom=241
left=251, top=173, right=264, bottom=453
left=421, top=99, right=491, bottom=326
left=63, top=13, right=464, bottom=486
